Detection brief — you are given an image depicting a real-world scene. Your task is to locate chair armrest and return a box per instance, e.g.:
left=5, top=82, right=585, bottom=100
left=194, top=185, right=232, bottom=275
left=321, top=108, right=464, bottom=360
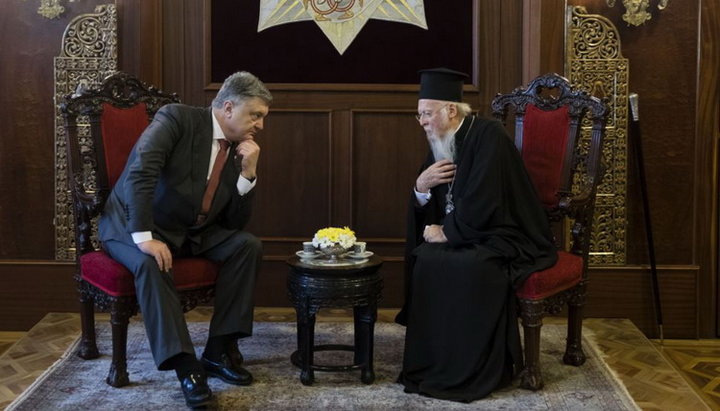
left=70, top=174, right=109, bottom=255
left=556, top=186, right=597, bottom=256
left=558, top=188, right=592, bottom=217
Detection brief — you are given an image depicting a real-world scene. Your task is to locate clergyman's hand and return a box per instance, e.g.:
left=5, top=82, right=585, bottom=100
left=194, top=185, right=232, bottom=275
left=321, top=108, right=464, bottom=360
left=235, top=140, right=260, bottom=180
left=423, top=224, right=448, bottom=243
left=415, top=160, right=456, bottom=193
left=137, top=239, right=172, bottom=272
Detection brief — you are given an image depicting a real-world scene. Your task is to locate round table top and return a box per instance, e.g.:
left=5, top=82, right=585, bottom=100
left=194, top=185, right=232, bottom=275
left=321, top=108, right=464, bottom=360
left=286, top=254, right=383, bottom=275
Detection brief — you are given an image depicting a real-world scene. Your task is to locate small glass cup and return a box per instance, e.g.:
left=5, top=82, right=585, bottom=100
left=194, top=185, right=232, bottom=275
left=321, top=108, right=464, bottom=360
left=353, top=241, right=366, bottom=255
left=302, top=241, right=315, bottom=255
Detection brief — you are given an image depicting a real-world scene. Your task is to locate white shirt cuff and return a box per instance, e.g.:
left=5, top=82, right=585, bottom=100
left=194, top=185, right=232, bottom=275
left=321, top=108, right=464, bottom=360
left=236, top=176, right=257, bottom=195
left=131, top=231, right=153, bottom=244
left=414, top=187, right=431, bottom=206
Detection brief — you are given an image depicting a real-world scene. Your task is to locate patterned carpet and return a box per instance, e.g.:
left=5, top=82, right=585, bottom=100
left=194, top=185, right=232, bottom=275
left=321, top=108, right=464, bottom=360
left=6, top=320, right=638, bottom=410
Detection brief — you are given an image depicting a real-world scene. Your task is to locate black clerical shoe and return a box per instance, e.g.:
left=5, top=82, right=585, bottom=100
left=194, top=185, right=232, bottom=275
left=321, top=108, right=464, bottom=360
left=180, top=372, right=213, bottom=409
left=201, top=353, right=253, bottom=386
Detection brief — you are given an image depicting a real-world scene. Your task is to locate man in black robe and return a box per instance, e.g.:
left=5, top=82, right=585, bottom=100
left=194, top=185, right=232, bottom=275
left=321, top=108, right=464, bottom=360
left=396, top=68, right=558, bottom=402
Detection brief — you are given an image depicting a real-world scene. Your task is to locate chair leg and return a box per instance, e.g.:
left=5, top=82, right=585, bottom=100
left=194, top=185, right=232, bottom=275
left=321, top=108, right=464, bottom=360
left=106, top=307, right=131, bottom=387
left=77, top=291, right=99, bottom=360
left=519, top=301, right=544, bottom=391
left=563, top=288, right=587, bottom=366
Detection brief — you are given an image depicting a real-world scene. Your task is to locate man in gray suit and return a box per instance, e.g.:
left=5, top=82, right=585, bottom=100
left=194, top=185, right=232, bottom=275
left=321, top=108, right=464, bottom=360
left=99, top=71, right=271, bottom=408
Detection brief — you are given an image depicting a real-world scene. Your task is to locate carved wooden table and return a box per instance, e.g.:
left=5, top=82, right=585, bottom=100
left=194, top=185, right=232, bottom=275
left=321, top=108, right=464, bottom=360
left=286, top=255, right=383, bottom=386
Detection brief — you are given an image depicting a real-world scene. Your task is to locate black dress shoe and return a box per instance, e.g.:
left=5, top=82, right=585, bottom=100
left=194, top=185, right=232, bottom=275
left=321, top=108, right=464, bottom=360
left=180, top=372, right=213, bottom=409
left=201, top=354, right=253, bottom=386
left=227, top=342, right=244, bottom=367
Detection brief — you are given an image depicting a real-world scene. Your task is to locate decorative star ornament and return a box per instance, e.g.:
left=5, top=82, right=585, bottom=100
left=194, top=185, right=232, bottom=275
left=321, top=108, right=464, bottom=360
left=258, top=0, right=427, bottom=54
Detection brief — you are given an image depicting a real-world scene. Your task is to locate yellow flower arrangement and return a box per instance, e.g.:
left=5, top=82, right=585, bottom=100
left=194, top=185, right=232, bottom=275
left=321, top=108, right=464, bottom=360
left=312, top=226, right=356, bottom=249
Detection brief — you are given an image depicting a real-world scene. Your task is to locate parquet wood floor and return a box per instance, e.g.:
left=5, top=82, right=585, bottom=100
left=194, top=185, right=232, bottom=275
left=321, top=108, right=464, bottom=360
left=655, top=339, right=720, bottom=409
left=0, top=309, right=715, bottom=410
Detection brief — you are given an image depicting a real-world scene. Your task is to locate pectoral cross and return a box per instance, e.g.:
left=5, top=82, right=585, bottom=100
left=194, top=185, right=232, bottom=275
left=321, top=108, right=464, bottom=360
left=445, top=193, right=455, bottom=214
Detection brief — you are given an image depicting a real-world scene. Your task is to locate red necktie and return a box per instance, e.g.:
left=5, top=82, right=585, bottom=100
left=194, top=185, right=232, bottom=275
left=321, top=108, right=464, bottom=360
left=196, top=139, right=230, bottom=225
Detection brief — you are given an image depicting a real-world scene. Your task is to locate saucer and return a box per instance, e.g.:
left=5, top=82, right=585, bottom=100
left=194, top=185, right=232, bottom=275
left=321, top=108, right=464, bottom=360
left=296, top=250, right=320, bottom=259
left=347, top=251, right=373, bottom=259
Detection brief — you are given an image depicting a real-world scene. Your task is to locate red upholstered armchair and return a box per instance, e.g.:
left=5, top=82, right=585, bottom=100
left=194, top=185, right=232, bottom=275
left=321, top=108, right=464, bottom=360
left=60, top=72, right=219, bottom=387
left=491, top=73, right=608, bottom=390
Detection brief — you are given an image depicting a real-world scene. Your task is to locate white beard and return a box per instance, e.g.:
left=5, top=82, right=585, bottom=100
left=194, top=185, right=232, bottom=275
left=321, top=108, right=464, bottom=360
left=429, top=131, right=456, bottom=162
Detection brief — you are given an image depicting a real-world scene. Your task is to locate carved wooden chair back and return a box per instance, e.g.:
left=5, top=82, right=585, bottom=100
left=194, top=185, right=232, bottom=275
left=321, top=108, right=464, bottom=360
left=60, top=71, right=218, bottom=387
left=491, top=73, right=608, bottom=390
left=62, top=72, right=178, bottom=254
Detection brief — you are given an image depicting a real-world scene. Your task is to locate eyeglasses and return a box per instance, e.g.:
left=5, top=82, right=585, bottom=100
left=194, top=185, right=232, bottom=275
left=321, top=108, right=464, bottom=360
left=415, top=104, right=450, bottom=122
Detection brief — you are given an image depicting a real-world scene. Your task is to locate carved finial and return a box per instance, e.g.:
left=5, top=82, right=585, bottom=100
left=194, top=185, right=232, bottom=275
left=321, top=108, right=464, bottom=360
left=629, top=92, right=639, bottom=121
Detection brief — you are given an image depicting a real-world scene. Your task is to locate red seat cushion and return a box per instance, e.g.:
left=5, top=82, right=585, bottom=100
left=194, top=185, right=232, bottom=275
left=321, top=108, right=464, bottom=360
left=516, top=251, right=583, bottom=300
left=79, top=250, right=219, bottom=297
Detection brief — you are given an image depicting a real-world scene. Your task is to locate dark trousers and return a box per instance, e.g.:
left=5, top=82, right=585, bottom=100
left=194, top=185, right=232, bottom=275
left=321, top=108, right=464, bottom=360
left=103, top=230, right=261, bottom=369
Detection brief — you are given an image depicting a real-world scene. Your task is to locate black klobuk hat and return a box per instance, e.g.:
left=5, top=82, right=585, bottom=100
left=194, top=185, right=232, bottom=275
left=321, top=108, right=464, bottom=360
left=418, top=68, right=469, bottom=102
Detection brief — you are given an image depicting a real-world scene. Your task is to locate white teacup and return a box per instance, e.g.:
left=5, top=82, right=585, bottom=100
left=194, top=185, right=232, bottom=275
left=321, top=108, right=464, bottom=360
left=353, top=241, right=366, bottom=255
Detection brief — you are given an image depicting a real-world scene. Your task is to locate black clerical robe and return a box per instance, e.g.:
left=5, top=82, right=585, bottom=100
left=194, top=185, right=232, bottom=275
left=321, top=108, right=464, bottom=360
left=397, top=115, right=557, bottom=402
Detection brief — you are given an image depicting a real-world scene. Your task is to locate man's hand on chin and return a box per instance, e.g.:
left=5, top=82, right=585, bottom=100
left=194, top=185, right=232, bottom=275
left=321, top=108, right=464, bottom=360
left=423, top=224, right=448, bottom=243
left=236, top=139, right=260, bottom=180
left=137, top=239, right=173, bottom=272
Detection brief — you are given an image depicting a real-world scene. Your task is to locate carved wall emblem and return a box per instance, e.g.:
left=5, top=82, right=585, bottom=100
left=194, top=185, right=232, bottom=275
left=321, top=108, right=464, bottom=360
left=258, top=0, right=427, bottom=54
left=305, top=0, right=363, bottom=21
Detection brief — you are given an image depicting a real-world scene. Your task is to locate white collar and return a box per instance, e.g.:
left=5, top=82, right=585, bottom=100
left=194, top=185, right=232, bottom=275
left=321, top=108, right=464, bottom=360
left=211, top=109, right=226, bottom=142
left=452, top=120, right=464, bottom=136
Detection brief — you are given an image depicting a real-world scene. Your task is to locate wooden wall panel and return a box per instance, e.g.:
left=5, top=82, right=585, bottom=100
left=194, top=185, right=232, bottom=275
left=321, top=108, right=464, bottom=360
left=586, top=266, right=699, bottom=338
left=0, top=262, right=77, bottom=331
left=698, top=0, right=720, bottom=336
left=477, top=0, right=524, bottom=114
left=244, top=111, right=331, bottom=238
left=161, top=0, right=209, bottom=106
left=161, top=0, right=186, bottom=102
left=519, top=0, right=566, bottom=83
left=351, top=111, right=427, bottom=238
left=253, top=261, right=291, bottom=308
left=0, top=1, right=103, bottom=259
left=0, top=261, right=698, bottom=337
left=116, top=0, right=163, bottom=86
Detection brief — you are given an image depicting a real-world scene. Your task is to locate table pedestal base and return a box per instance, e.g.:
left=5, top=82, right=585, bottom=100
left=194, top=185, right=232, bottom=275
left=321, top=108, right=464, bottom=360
left=286, top=256, right=383, bottom=386
left=290, top=343, right=375, bottom=385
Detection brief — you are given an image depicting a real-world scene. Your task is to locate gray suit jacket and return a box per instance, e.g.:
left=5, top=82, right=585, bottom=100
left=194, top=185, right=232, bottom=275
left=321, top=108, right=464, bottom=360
left=99, top=104, right=254, bottom=253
